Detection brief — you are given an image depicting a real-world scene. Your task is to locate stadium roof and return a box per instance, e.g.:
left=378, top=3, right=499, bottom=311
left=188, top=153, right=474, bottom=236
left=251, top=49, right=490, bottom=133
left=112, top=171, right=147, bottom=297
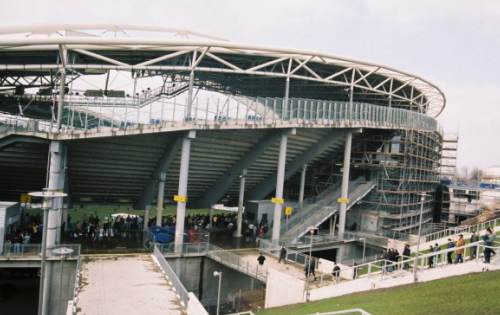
left=0, top=25, right=445, bottom=117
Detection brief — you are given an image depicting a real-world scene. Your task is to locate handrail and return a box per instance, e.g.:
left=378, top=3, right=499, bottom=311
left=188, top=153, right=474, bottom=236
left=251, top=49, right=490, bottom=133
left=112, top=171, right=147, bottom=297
left=0, top=97, right=441, bottom=138
left=69, top=254, right=82, bottom=315
left=153, top=245, right=190, bottom=307
left=308, top=309, right=372, bottom=315
left=422, top=218, right=500, bottom=243
left=206, top=244, right=267, bottom=282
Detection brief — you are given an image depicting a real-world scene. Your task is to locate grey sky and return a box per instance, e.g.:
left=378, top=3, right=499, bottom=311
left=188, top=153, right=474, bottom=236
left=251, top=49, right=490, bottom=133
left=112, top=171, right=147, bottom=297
left=1, top=0, right=499, bottom=170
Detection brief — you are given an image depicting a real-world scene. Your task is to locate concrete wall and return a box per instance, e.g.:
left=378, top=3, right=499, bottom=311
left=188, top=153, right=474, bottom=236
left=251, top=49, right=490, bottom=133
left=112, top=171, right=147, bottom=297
left=264, top=267, right=305, bottom=308
left=168, top=256, right=265, bottom=315
left=46, top=260, right=78, bottom=315
left=187, top=292, right=209, bottom=315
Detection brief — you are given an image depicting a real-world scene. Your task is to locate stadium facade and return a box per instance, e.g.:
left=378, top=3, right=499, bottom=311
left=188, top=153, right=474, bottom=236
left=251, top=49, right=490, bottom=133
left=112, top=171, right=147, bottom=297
left=0, top=25, right=445, bottom=247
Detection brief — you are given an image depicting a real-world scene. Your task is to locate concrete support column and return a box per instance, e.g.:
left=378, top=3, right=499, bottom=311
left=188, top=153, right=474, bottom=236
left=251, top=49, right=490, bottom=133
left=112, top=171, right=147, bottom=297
left=235, top=169, right=247, bottom=238
left=272, top=133, right=289, bottom=245
left=299, top=164, right=307, bottom=204
left=338, top=131, right=353, bottom=241
left=46, top=141, right=66, bottom=249
left=175, top=131, right=195, bottom=252
left=143, top=205, right=150, bottom=232
left=156, top=172, right=166, bottom=227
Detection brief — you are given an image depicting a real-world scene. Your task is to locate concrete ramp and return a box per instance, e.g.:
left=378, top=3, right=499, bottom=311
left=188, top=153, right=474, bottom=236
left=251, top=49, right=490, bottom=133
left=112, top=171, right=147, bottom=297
left=76, top=254, right=185, bottom=315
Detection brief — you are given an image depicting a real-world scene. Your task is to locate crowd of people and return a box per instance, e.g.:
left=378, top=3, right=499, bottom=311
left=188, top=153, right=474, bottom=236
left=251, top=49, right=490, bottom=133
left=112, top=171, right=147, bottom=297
left=3, top=212, right=42, bottom=254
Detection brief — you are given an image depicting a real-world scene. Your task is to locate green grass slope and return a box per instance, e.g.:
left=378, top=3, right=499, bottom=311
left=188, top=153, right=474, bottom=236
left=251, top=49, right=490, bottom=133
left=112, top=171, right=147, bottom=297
left=258, top=270, right=500, bottom=315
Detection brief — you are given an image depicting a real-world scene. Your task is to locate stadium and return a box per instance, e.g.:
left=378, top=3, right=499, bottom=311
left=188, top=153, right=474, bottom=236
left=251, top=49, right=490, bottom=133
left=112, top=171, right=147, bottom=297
left=0, top=25, right=457, bottom=315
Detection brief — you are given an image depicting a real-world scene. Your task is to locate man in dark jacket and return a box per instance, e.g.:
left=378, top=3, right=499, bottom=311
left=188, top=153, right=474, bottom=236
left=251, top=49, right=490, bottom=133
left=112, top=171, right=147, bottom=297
left=403, top=244, right=411, bottom=269
left=278, top=246, right=287, bottom=264
left=447, top=239, right=455, bottom=264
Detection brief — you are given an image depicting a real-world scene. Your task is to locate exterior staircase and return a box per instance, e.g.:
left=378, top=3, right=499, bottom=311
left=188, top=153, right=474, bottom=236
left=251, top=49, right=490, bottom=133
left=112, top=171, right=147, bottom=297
left=280, top=177, right=376, bottom=243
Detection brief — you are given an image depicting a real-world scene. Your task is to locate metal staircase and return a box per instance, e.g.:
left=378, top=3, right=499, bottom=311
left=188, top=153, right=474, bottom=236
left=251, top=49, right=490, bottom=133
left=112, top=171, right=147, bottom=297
left=280, top=177, right=376, bottom=243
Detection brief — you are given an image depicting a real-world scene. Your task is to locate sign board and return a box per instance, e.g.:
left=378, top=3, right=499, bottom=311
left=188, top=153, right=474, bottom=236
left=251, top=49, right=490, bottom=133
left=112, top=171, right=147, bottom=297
left=20, top=194, right=31, bottom=204
left=173, top=195, right=188, bottom=203
left=337, top=197, right=350, bottom=204
left=271, top=197, right=284, bottom=204
left=285, top=206, right=293, bottom=216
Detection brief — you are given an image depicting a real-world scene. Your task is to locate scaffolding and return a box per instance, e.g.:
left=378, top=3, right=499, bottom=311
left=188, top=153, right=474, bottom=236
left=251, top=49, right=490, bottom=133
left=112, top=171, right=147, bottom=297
left=349, top=129, right=442, bottom=237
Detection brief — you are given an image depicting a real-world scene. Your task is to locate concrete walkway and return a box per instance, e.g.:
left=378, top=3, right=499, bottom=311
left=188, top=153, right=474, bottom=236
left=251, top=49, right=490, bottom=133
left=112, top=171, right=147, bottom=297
left=235, top=250, right=333, bottom=287
left=310, top=256, right=500, bottom=301
left=77, top=254, right=185, bottom=315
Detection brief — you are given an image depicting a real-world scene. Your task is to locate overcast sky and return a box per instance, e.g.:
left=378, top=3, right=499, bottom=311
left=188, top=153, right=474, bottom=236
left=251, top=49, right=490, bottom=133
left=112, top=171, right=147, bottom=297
left=1, top=0, right=499, bottom=170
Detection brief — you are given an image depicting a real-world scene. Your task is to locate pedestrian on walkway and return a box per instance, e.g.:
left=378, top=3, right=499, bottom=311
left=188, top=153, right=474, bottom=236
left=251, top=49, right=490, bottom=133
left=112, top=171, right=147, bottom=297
left=403, top=244, right=411, bottom=270
left=483, top=227, right=496, bottom=264
left=428, top=245, right=434, bottom=268
left=433, top=243, right=440, bottom=266
left=305, top=257, right=316, bottom=281
left=332, top=262, right=341, bottom=283
left=278, top=246, right=287, bottom=264
left=447, top=239, right=455, bottom=264
left=470, top=230, right=479, bottom=259
left=257, top=252, right=266, bottom=266
left=455, top=234, right=465, bottom=263
left=352, top=262, right=358, bottom=279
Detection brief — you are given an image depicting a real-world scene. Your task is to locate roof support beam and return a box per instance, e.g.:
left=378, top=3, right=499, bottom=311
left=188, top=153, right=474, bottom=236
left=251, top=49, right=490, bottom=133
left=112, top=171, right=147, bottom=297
left=0, top=136, right=48, bottom=150
left=191, top=130, right=286, bottom=208
left=135, top=134, right=184, bottom=209
left=247, top=129, right=348, bottom=200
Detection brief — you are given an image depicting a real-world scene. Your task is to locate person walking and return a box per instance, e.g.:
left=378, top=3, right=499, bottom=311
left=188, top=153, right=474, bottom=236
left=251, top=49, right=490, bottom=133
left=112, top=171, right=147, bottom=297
left=278, top=246, right=287, bottom=264
left=332, top=262, right=341, bottom=283
left=257, top=252, right=266, bottom=266
left=403, top=244, right=411, bottom=270
left=352, top=262, right=358, bottom=279
left=483, top=227, right=496, bottom=264
left=433, top=243, right=440, bottom=266
left=455, top=234, right=465, bottom=263
left=446, top=239, right=455, bottom=264
left=428, top=245, right=434, bottom=268
left=470, top=231, right=479, bottom=259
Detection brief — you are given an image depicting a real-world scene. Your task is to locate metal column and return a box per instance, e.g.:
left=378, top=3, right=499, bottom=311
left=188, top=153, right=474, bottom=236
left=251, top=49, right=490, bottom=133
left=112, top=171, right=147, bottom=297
left=235, top=169, right=247, bottom=238
left=337, top=131, right=353, bottom=241
left=186, top=51, right=197, bottom=119
left=299, top=164, right=307, bottom=204
left=175, top=131, right=195, bottom=251
left=156, top=172, right=166, bottom=227
left=271, top=132, right=289, bottom=245
left=46, top=141, right=66, bottom=248
left=186, top=70, right=194, bottom=119
left=55, top=45, right=66, bottom=131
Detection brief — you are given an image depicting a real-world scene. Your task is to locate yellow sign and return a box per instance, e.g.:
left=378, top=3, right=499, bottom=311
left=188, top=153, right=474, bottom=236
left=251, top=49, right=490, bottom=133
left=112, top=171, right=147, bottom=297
left=285, top=206, right=293, bottom=216
left=173, top=195, right=188, bottom=203
left=20, top=194, right=31, bottom=203
left=271, top=197, right=284, bottom=204
left=337, top=197, right=350, bottom=204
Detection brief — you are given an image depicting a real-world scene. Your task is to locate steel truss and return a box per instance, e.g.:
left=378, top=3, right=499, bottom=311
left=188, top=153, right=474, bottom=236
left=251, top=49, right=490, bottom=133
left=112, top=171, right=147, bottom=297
left=0, top=26, right=445, bottom=118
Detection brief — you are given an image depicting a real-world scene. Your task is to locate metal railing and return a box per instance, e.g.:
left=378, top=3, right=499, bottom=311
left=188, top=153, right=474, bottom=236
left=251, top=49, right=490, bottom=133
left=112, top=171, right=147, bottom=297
left=308, top=308, right=371, bottom=315
left=259, top=238, right=312, bottom=267
left=206, top=245, right=267, bottom=282
left=0, top=243, right=81, bottom=259
left=308, top=309, right=372, bottom=315
left=69, top=255, right=82, bottom=315
left=281, top=179, right=375, bottom=243
left=0, top=96, right=440, bottom=138
left=421, top=218, right=500, bottom=243
left=156, top=242, right=211, bottom=256
left=153, top=245, right=190, bottom=307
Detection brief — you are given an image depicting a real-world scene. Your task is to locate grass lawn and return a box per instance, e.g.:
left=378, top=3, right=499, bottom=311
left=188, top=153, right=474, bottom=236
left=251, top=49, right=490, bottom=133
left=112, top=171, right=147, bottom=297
left=24, top=203, right=221, bottom=222
left=257, top=270, right=500, bottom=315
